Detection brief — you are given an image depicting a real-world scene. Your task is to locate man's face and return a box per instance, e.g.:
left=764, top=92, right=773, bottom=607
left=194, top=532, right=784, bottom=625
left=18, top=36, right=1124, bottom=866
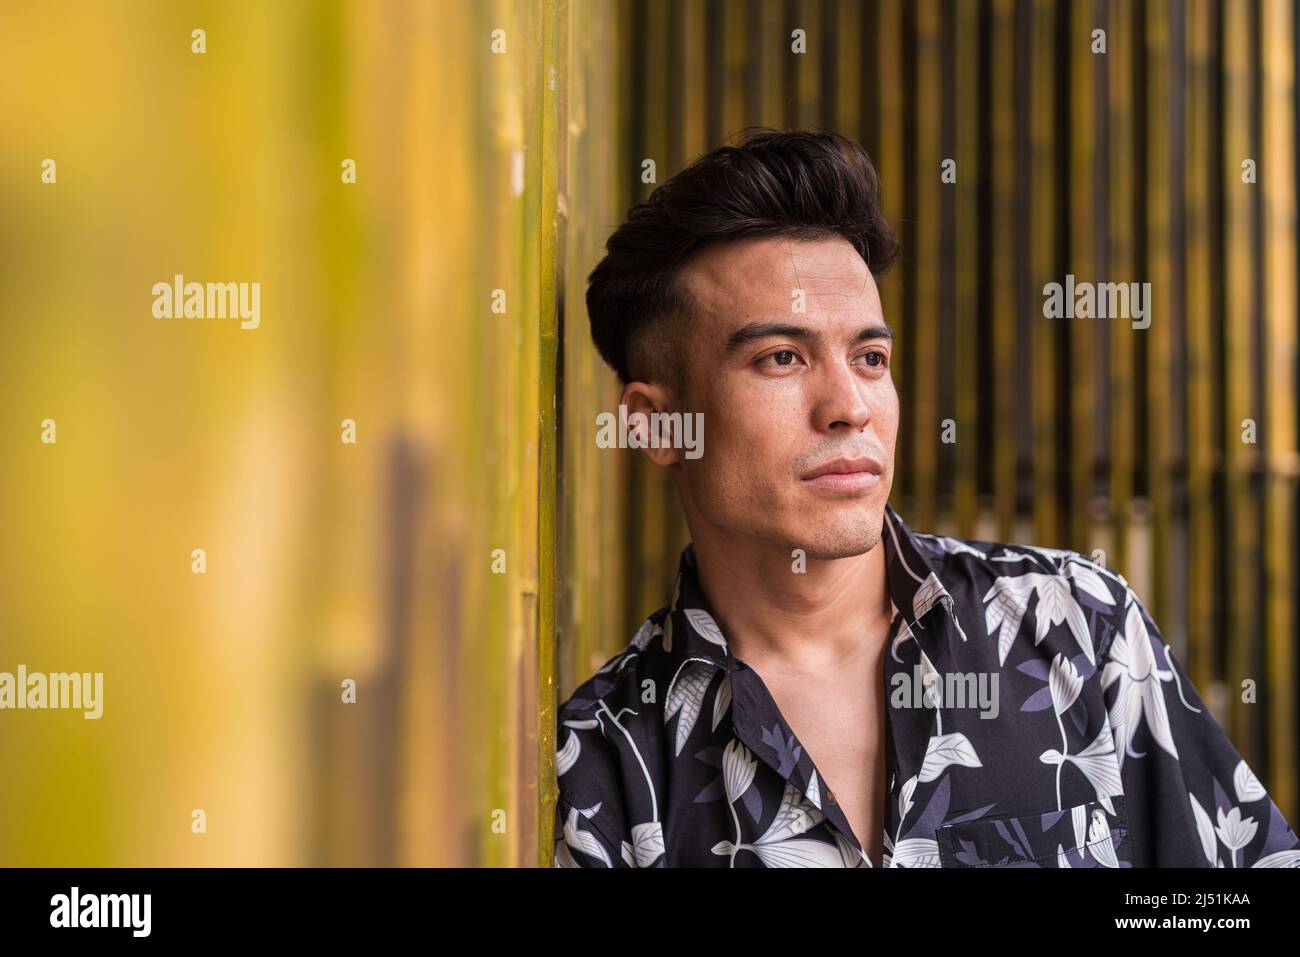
left=671, top=235, right=898, bottom=560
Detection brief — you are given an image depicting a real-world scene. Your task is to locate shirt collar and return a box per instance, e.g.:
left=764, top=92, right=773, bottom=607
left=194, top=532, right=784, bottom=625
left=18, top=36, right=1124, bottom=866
left=665, top=502, right=968, bottom=672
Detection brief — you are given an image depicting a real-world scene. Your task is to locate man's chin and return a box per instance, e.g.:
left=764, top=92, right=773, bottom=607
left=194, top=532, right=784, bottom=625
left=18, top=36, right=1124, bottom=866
left=783, top=516, right=883, bottom=561
left=794, top=538, right=880, bottom=561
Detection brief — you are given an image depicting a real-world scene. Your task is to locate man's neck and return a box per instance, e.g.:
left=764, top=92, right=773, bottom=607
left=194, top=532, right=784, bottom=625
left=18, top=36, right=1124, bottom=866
left=691, top=532, right=892, bottom=678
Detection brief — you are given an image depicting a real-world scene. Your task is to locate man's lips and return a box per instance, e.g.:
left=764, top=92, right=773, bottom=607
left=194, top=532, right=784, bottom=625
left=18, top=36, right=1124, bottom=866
left=801, top=455, right=885, bottom=491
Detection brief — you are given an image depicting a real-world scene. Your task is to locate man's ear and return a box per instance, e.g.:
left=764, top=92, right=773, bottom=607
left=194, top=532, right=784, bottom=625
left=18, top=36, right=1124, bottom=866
left=621, top=381, right=682, bottom=467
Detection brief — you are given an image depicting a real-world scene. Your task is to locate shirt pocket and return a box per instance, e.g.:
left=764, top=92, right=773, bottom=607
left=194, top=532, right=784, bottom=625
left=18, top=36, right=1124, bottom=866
left=935, top=796, right=1130, bottom=868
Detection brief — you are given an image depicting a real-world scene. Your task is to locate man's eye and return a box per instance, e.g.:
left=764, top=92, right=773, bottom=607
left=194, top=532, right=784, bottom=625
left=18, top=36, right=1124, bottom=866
left=763, top=350, right=799, bottom=367
left=860, top=350, right=889, bottom=368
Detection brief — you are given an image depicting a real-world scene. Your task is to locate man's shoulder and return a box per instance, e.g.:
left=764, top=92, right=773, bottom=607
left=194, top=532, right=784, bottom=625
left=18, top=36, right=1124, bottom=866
left=556, top=607, right=674, bottom=725
left=555, top=608, right=680, bottom=814
left=910, top=529, right=1147, bottom=659
left=911, top=529, right=1128, bottom=589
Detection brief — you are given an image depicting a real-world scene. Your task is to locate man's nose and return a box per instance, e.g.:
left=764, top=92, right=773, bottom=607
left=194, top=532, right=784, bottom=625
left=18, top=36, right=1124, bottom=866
left=812, top=362, right=871, bottom=432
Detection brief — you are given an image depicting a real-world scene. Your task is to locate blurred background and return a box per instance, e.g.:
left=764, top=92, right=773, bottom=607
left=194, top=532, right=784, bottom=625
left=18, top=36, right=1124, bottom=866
left=0, top=0, right=1296, bottom=866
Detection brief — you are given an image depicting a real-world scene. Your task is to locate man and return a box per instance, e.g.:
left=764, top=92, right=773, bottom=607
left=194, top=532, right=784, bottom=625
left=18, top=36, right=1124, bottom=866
left=553, top=128, right=1300, bottom=868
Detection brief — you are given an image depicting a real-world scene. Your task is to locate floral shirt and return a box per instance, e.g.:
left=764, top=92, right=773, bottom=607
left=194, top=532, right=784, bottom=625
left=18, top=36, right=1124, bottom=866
left=553, top=502, right=1300, bottom=868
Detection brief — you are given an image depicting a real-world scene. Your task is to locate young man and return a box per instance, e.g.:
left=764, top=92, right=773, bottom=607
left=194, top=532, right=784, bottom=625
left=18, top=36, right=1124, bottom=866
left=553, top=128, right=1300, bottom=868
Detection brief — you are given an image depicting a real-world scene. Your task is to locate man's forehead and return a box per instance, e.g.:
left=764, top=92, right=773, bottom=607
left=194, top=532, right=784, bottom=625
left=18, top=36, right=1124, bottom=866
left=681, top=235, right=880, bottom=325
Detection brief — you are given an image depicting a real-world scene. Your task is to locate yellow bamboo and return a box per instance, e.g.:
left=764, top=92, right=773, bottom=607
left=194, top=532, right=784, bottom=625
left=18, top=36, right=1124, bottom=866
left=1222, top=0, right=1261, bottom=756
left=875, top=0, right=906, bottom=437
left=1031, top=0, right=1058, bottom=546
left=1145, top=0, right=1172, bottom=627
left=534, top=0, right=564, bottom=868
left=1069, top=0, right=1095, bottom=553
left=1108, top=0, right=1135, bottom=584
left=914, top=0, right=942, bottom=529
left=836, top=0, right=862, bottom=139
left=1185, top=0, right=1216, bottom=693
left=990, top=0, right=1017, bottom=543
left=1261, top=0, right=1298, bottom=817
left=954, top=0, right=979, bottom=538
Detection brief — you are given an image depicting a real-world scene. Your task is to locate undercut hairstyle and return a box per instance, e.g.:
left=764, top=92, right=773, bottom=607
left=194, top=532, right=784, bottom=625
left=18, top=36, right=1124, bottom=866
left=585, top=127, right=900, bottom=389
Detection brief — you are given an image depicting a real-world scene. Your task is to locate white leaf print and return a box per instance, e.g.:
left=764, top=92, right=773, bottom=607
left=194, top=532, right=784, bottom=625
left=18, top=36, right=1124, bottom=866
left=919, top=732, right=983, bottom=782
left=754, top=780, right=824, bottom=844
left=1072, top=804, right=1087, bottom=853
left=805, top=769, right=822, bottom=811
left=721, top=782, right=843, bottom=867
left=711, top=672, right=732, bottom=731
left=1032, top=575, right=1095, bottom=665
left=983, top=572, right=1095, bottom=666
left=556, top=729, right=580, bottom=777
left=898, top=774, right=917, bottom=822
left=1087, top=808, right=1119, bottom=868
left=1214, top=806, right=1257, bottom=853
left=919, top=649, right=942, bottom=707
left=1233, top=760, right=1266, bottom=803
left=1057, top=844, right=1071, bottom=868
left=833, top=829, right=868, bottom=867
left=891, top=617, right=917, bottom=660
left=722, top=738, right=758, bottom=804
left=983, top=573, right=1037, bottom=664
left=555, top=838, right=578, bottom=868
left=684, top=608, right=728, bottom=649
left=1252, top=850, right=1300, bottom=868
left=912, top=571, right=949, bottom=622
left=1101, top=601, right=1179, bottom=770
left=1063, top=559, right=1116, bottom=605
left=563, top=806, right=611, bottom=867
left=889, top=838, right=942, bottom=868
left=1066, top=725, right=1123, bottom=814
left=664, top=660, right=714, bottom=755
left=1189, top=792, right=1218, bottom=866
left=631, top=619, right=656, bottom=651
left=631, top=821, right=665, bottom=867
left=1033, top=546, right=1077, bottom=562
left=621, top=840, right=635, bottom=867
left=748, top=838, right=852, bottom=868
left=1049, top=652, right=1083, bottom=715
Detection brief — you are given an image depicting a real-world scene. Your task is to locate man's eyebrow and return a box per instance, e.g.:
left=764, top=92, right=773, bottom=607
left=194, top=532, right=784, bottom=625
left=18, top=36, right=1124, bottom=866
left=850, top=323, right=895, bottom=344
left=723, top=321, right=894, bottom=353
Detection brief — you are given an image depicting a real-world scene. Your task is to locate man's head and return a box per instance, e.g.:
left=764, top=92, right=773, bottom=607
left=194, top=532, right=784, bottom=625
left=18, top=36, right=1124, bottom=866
left=586, top=128, right=901, bottom=560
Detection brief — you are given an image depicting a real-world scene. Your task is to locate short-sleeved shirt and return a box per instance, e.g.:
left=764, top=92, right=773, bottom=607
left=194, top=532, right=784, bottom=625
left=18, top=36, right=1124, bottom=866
left=553, top=502, right=1300, bottom=868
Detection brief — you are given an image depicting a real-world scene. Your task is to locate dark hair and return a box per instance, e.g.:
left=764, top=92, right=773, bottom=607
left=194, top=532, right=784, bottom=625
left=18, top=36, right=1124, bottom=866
left=585, top=127, right=900, bottom=386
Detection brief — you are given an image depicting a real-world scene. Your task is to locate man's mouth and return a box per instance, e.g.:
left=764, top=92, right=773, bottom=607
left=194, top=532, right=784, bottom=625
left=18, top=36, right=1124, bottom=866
left=800, top=455, right=885, bottom=492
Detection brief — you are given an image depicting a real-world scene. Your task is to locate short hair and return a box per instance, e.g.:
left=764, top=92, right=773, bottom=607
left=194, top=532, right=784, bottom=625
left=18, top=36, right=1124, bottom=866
left=585, top=127, right=900, bottom=388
